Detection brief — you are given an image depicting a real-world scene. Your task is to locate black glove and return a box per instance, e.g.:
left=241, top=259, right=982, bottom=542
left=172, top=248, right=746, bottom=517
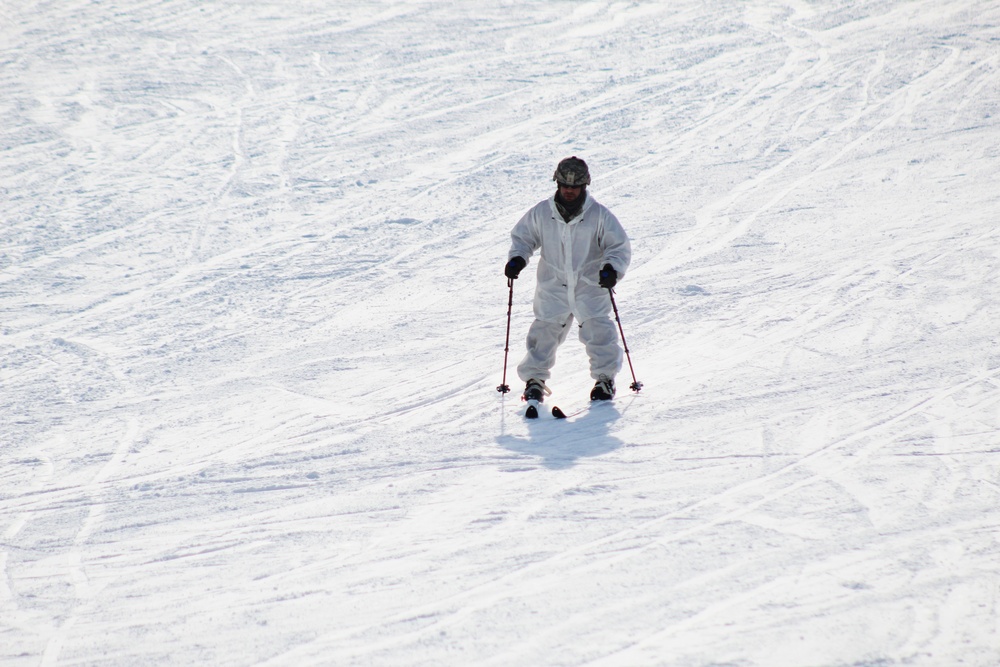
left=599, top=263, right=618, bottom=288
left=505, top=256, right=527, bottom=279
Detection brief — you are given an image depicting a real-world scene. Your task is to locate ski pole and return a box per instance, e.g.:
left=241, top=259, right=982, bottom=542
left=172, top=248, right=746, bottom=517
left=608, top=288, right=643, bottom=392
left=497, top=278, right=514, bottom=394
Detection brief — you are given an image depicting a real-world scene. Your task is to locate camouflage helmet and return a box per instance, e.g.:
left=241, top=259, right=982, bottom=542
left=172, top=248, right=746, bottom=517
left=552, top=156, right=591, bottom=187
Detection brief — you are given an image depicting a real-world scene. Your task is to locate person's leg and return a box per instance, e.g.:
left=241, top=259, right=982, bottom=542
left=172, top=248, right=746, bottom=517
left=517, top=316, right=573, bottom=383
left=579, top=316, right=622, bottom=380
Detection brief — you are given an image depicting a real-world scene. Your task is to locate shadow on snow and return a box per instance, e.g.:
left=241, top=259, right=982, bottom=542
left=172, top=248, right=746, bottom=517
left=496, top=402, right=624, bottom=470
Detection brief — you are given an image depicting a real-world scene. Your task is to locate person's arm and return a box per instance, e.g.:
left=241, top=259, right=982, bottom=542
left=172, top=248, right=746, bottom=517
left=599, top=209, right=631, bottom=281
left=507, top=205, right=541, bottom=268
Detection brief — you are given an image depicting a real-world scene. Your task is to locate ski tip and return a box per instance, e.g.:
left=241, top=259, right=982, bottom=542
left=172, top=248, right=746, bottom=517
left=551, top=406, right=567, bottom=419
left=525, top=403, right=539, bottom=419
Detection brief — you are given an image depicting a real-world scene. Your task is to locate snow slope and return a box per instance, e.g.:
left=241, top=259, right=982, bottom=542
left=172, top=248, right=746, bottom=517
left=2, top=1, right=1000, bottom=665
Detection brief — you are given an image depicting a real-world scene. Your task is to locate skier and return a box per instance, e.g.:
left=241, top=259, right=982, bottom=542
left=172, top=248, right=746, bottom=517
left=504, top=156, right=632, bottom=406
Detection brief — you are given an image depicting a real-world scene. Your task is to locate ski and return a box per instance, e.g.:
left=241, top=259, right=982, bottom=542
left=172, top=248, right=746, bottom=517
left=525, top=400, right=574, bottom=419
left=523, top=396, right=614, bottom=420
left=551, top=403, right=598, bottom=420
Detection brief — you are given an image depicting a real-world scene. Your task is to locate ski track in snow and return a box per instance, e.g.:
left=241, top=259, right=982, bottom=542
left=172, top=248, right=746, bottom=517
left=2, top=1, right=1000, bottom=666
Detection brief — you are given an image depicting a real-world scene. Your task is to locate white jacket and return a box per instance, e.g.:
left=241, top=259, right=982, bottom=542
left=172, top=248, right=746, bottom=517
left=509, top=193, right=631, bottom=323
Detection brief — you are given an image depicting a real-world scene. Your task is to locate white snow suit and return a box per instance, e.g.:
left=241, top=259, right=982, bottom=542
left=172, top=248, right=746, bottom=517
left=508, top=192, right=631, bottom=383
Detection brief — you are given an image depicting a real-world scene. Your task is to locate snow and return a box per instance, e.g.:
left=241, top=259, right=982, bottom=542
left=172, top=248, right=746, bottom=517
left=2, top=1, right=1000, bottom=665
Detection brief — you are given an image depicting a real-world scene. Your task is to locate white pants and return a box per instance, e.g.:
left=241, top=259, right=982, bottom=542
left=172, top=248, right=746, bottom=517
left=517, top=315, right=622, bottom=383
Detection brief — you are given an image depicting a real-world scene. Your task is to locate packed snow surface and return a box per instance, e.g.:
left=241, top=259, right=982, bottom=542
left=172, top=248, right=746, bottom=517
left=3, top=1, right=1000, bottom=665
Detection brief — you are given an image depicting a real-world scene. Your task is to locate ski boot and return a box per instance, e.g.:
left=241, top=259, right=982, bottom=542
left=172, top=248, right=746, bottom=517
left=522, top=379, right=548, bottom=418
left=590, top=374, right=615, bottom=401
